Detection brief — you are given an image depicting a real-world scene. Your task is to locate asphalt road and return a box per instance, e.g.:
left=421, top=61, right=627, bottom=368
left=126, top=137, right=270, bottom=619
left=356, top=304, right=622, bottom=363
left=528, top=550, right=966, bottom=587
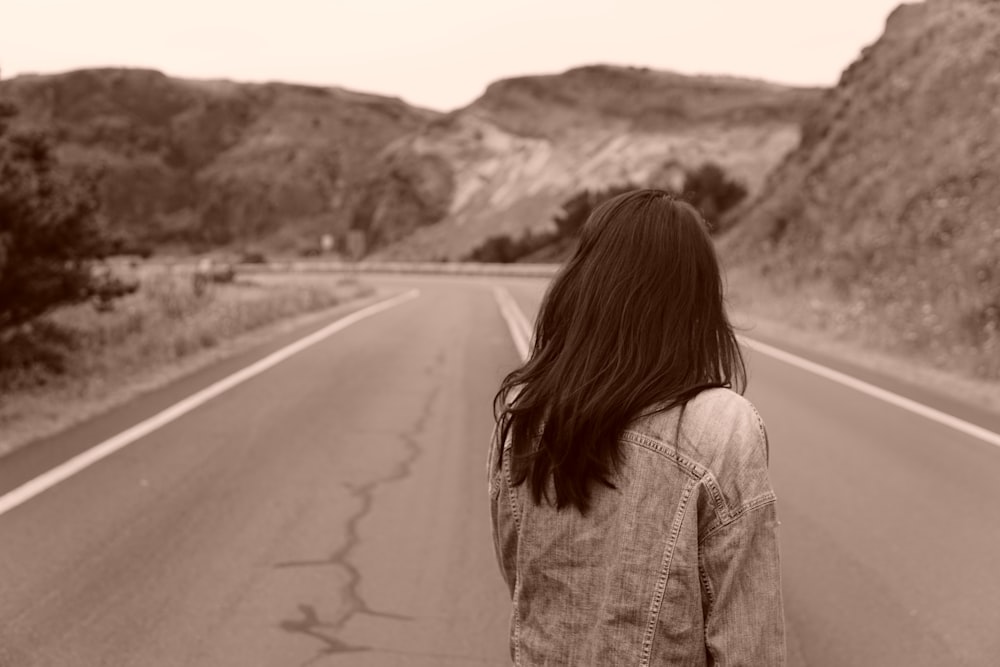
left=506, top=281, right=1000, bottom=667
left=2, top=275, right=1000, bottom=666
left=0, top=281, right=514, bottom=666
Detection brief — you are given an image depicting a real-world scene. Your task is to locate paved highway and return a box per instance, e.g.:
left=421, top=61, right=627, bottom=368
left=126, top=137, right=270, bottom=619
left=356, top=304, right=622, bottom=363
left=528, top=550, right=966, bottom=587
left=505, top=281, right=1000, bottom=667
left=2, top=275, right=999, bottom=666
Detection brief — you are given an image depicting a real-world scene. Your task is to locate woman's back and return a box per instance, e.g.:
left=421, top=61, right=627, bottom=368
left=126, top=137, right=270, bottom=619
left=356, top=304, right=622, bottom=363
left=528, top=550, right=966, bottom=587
left=489, top=190, right=786, bottom=664
left=491, top=389, right=784, bottom=666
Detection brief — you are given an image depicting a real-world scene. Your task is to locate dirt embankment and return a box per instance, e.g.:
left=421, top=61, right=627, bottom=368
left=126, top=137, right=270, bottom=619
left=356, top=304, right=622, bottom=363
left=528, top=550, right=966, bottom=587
left=372, top=65, right=820, bottom=260
left=722, top=0, right=1000, bottom=382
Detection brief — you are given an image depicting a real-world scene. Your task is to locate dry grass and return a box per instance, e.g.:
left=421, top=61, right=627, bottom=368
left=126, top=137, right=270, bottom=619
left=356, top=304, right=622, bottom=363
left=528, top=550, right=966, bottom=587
left=725, top=263, right=1000, bottom=415
left=0, top=269, right=376, bottom=456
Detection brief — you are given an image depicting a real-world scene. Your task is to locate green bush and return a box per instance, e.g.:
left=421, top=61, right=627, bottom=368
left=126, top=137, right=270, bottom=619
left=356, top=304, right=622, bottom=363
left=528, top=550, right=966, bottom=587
left=553, top=183, right=639, bottom=238
left=465, top=228, right=558, bottom=264
left=238, top=250, right=268, bottom=265
left=0, top=94, right=134, bottom=371
left=681, top=162, right=748, bottom=232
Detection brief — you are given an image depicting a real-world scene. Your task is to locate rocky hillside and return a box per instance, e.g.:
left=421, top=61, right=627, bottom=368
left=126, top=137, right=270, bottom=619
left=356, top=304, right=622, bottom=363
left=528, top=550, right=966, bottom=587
left=722, top=0, right=1000, bottom=378
left=0, top=68, right=439, bottom=251
left=0, top=65, right=818, bottom=258
left=367, top=65, right=820, bottom=260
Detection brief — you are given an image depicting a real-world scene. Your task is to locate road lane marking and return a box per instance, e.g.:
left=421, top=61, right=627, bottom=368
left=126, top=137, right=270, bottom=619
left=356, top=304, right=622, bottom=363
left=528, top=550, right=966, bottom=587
left=493, top=287, right=531, bottom=361
left=492, top=287, right=1000, bottom=450
left=0, top=289, right=420, bottom=517
left=741, top=337, right=1000, bottom=449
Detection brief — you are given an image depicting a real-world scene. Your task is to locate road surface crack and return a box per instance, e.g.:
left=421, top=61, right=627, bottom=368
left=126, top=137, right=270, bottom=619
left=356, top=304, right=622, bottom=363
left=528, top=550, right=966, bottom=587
left=278, top=604, right=367, bottom=663
left=276, top=382, right=442, bottom=662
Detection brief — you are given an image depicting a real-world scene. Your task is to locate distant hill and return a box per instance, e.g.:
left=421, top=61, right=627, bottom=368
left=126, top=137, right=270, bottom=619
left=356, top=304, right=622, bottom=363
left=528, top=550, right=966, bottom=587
left=368, top=65, right=820, bottom=260
left=0, top=68, right=439, bottom=252
left=722, top=0, right=1000, bottom=378
left=0, top=65, right=819, bottom=258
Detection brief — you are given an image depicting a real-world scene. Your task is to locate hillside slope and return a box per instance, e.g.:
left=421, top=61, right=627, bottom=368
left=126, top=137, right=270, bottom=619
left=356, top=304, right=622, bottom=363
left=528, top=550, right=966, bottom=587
left=369, top=65, right=820, bottom=260
left=1, top=66, right=819, bottom=259
left=723, top=0, right=1000, bottom=378
left=0, top=68, right=440, bottom=251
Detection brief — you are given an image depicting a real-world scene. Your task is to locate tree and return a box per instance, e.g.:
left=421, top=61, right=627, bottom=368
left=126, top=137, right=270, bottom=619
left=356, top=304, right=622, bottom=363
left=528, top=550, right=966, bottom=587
left=0, top=96, right=132, bottom=340
left=467, top=234, right=518, bottom=263
left=464, top=227, right=560, bottom=264
left=553, top=189, right=595, bottom=238
left=680, top=162, right=748, bottom=232
left=553, top=183, right=638, bottom=238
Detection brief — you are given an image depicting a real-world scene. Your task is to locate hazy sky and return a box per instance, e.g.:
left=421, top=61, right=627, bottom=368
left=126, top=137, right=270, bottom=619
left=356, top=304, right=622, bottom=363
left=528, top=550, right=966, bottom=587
left=1, top=0, right=910, bottom=110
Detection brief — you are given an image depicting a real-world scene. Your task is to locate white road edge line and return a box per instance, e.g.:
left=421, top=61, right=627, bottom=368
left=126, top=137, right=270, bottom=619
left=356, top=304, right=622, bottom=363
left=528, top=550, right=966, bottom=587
left=492, top=288, right=1000, bottom=449
left=0, top=289, right=421, bottom=517
left=493, top=286, right=530, bottom=362
left=513, top=298, right=534, bottom=349
left=740, top=336, right=1000, bottom=449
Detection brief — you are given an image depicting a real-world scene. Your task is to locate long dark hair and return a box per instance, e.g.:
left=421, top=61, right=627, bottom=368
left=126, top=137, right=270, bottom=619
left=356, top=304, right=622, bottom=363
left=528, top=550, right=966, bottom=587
left=494, top=189, right=746, bottom=514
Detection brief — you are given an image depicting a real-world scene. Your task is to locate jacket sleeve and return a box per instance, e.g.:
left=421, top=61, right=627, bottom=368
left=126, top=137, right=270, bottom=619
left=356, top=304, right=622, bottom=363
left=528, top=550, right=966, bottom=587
left=699, top=498, right=787, bottom=666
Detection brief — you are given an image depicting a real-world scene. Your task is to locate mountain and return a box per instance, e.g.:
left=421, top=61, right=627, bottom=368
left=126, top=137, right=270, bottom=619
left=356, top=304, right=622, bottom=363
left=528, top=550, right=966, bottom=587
left=0, top=68, right=439, bottom=251
left=365, top=65, right=820, bottom=260
left=722, top=0, right=1000, bottom=378
left=0, top=65, right=819, bottom=257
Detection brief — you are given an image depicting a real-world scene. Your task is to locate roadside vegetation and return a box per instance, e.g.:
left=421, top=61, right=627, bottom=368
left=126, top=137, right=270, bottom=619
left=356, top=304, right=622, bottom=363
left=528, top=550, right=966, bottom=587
left=0, top=268, right=373, bottom=455
left=0, top=95, right=138, bottom=376
left=0, top=94, right=375, bottom=455
left=464, top=161, right=748, bottom=264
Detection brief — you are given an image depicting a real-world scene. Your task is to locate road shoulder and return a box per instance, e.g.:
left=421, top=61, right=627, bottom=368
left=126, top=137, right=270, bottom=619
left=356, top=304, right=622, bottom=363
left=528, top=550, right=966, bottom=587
left=0, top=287, right=403, bottom=495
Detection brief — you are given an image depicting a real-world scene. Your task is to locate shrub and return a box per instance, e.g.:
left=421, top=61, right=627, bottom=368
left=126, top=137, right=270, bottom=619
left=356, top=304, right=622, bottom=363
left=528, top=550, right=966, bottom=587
left=238, top=250, right=268, bottom=265
left=0, top=319, right=79, bottom=388
left=681, top=162, right=748, bottom=232
left=0, top=95, right=134, bottom=368
left=105, top=235, right=155, bottom=259
left=465, top=228, right=558, bottom=264
left=192, top=259, right=236, bottom=295
left=553, top=183, right=639, bottom=238
left=465, top=164, right=746, bottom=263
left=467, top=235, right=519, bottom=263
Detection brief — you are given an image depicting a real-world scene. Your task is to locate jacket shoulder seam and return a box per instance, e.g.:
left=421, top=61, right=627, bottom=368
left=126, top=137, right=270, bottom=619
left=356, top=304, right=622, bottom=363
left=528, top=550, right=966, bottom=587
left=748, top=403, right=770, bottom=466
left=622, top=430, right=732, bottom=524
left=698, top=492, right=777, bottom=544
left=621, top=429, right=707, bottom=481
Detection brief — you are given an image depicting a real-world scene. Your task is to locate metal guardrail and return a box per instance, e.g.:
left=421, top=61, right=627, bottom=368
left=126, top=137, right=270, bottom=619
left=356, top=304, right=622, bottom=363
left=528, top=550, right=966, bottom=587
left=234, top=261, right=562, bottom=278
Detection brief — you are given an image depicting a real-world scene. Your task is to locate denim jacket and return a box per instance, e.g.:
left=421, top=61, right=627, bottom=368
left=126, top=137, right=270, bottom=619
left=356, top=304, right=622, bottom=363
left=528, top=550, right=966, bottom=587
left=488, top=388, right=786, bottom=666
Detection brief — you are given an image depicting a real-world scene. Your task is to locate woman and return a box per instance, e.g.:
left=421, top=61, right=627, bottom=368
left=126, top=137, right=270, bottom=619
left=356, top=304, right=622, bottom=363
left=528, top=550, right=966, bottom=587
left=489, top=189, right=786, bottom=665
